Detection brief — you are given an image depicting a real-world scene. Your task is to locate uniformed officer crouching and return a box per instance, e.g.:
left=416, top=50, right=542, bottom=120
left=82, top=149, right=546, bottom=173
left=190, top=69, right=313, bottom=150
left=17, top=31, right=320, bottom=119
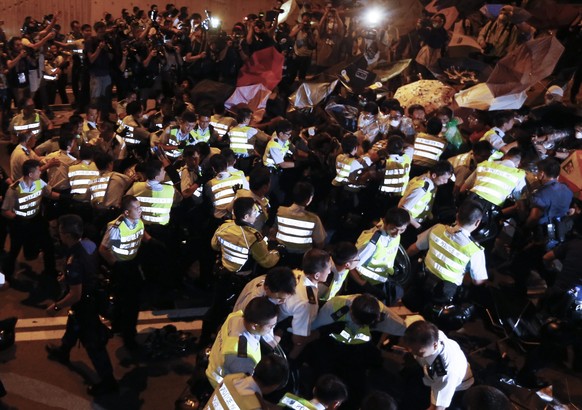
left=45, top=214, right=117, bottom=396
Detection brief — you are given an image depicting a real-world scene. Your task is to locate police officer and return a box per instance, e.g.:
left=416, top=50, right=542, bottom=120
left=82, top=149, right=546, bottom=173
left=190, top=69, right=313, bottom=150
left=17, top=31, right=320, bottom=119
left=228, top=107, right=259, bottom=172
left=234, top=266, right=297, bottom=312
left=230, top=166, right=272, bottom=233
left=349, top=208, right=410, bottom=306
left=157, top=110, right=198, bottom=160
left=480, top=111, right=517, bottom=154
left=447, top=140, right=492, bottom=198
left=45, top=214, right=117, bottom=396
left=205, top=154, right=249, bottom=221
left=99, top=195, right=151, bottom=350
left=206, top=296, right=279, bottom=388
left=411, top=117, right=446, bottom=176
left=200, top=197, right=281, bottom=345
left=275, top=181, right=327, bottom=268
left=279, top=374, right=348, bottom=410
left=8, top=97, right=53, bottom=144
left=377, top=135, right=414, bottom=213
left=2, top=159, right=60, bottom=284
left=9, top=131, right=61, bottom=182
left=512, top=158, right=573, bottom=293
left=205, top=354, right=289, bottom=410
left=406, top=200, right=487, bottom=307
left=399, top=160, right=453, bottom=232
left=279, top=248, right=332, bottom=359
left=192, top=110, right=219, bottom=146
left=67, top=144, right=100, bottom=201
left=402, top=321, right=474, bottom=410
left=263, top=119, right=295, bottom=206
left=319, top=242, right=359, bottom=303
left=306, top=294, right=406, bottom=408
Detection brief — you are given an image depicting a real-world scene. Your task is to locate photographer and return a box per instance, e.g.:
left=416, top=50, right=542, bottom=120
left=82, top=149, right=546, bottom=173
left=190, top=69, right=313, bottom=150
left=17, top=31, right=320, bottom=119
left=184, top=25, right=210, bottom=83
left=6, top=37, right=32, bottom=107
left=477, top=5, right=518, bottom=63
left=136, top=34, right=164, bottom=101
left=217, top=26, right=248, bottom=85
left=289, top=12, right=317, bottom=81
left=245, top=17, right=275, bottom=55
left=85, top=21, right=113, bottom=120
left=315, top=2, right=344, bottom=73
left=44, top=44, right=70, bottom=104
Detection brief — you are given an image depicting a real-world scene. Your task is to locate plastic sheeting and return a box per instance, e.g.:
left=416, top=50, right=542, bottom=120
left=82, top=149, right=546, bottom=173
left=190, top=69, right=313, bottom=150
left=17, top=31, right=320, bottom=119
left=225, top=84, right=272, bottom=123
left=236, top=46, right=284, bottom=91
left=455, top=83, right=527, bottom=111
left=559, top=150, right=582, bottom=199
left=288, top=80, right=339, bottom=111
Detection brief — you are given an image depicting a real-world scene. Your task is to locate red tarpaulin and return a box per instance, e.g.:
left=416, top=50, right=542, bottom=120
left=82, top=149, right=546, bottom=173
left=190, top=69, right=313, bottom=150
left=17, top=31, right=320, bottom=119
left=237, top=46, right=284, bottom=90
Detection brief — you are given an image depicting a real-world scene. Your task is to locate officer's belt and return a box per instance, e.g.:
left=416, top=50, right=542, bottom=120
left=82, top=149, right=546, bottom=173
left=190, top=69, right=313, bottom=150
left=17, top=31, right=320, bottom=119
left=467, top=192, right=499, bottom=211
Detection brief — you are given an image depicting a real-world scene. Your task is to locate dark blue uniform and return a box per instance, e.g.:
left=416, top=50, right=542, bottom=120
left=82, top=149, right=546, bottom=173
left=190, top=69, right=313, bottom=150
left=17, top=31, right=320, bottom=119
left=531, top=180, right=573, bottom=225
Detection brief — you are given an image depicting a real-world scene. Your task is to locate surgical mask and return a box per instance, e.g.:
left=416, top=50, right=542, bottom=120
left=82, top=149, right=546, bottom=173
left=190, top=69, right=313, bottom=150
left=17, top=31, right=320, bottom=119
left=390, top=119, right=401, bottom=127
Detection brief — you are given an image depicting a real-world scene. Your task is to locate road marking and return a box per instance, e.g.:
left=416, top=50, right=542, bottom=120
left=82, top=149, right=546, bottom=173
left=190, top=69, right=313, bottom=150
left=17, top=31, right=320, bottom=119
left=14, top=307, right=208, bottom=342
left=0, top=372, right=107, bottom=410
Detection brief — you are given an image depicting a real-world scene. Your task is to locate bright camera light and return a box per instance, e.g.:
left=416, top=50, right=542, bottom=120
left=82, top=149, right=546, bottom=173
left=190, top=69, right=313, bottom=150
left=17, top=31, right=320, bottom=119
left=363, top=7, right=384, bottom=26
left=210, top=17, right=220, bottom=29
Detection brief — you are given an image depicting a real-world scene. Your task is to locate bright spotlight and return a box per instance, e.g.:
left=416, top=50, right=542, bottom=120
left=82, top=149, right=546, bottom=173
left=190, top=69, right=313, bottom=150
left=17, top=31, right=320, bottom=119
left=363, top=7, right=384, bottom=26
left=210, top=17, right=220, bottom=29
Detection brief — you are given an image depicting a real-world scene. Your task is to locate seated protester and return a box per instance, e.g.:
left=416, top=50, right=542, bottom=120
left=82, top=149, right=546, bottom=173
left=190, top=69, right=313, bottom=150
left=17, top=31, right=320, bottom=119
left=230, top=166, right=272, bottom=233
left=467, top=111, right=489, bottom=145
left=355, top=102, right=381, bottom=144
left=206, top=354, right=289, bottom=410
left=406, top=200, right=487, bottom=308
left=279, top=374, right=348, bottom=410
left=89, top=119, right=127, bottom=162
left=480, top=110, right=517, bottom=154
left=436, top=106, right=464, bottom=156
left=319, top=242, right=359, bottom=302
left=402, top=321, right=474, bottom=410
left=448, top=140, right=493, bottom=198
left=399, top=160, right=454, bottom=230
left=234, top=266, right=297, bottom=312
left=350, top=208, right=410, bottom=306
left=117, top=101, right=151, bottom=146
left=411, top=117, right=446, bottom=177
left=156, top=110, right=198, bottom=160
left=306, top=294, right=406, bottom=408
left=115, top=90, right=138, bottom=120
left=206, top=296, right=279, bottom=388
left=407, top=104, right=427, bottom=139
left=273, top=181, right=327, bottom=268
left=278, top=249, right=332, bottom=359
left=210, top=103, right=237, bottom=140
left=205, top=154, right=249, bottom=221
left=380, top=105, right=412, bottom=139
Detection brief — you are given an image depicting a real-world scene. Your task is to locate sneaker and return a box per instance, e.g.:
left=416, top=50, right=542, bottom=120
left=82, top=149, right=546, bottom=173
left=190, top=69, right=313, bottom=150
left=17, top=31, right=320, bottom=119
left=45, top=344, right=70, bottom=364
left=87, top=378, right=118, bottom=396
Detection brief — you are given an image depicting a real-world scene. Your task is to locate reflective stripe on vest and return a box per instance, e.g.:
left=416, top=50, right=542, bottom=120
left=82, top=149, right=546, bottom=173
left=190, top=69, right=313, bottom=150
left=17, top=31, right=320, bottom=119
left=14, top=180, right=43, bottom=218
left=109, top=218, right=144, bottom=261
left=68, top=164, right=100, bottom=195
left=279, top=393, right=318, bottom=410
left=413, top=134, right=445, bottom=165
left=13, top=113, right=41, bottom=135
left=425, top=224, right=480, bottom=285
left=136, top=185, right=174, bottom=225
left=448, top=152, right=471, bottom=170
left=333, top=155, right=358, bottom=185
left=89, top=174, right=112, bottom=204
left=470, top=160, right=524, bottom=206
left=276, top=216, right=315, bottom=247
left=193, top=128, right=210, bottom=143
left=357, top=236, right=400, bottom=284
left=210, top=121, right=229, bottom=137
left=381, top=154, right=411, bottom=194
left=210, top=177, right=243, bottom=207
left=229, top=126, right=254, bottom=156
left=263, top=138, right=290, bottom=168
left=218, top=236, right=249, bottom=269
left=330, top=328, right=371, bottom=344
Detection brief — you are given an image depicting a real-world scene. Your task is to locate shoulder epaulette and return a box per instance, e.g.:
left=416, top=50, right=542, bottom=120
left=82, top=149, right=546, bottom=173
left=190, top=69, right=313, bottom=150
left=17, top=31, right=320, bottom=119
left=370, top=230, right=382, bottom=245
left=306, top=286, right=317, bottom=305
left=422, top=181, right=430, bottom=191
left=9, top=181, right=19, bottom=190
left=237, top=336, right=248, bottom=358
left=432, top=354, right=447, bottom=377
left=330, top=305, right=350, bottom=321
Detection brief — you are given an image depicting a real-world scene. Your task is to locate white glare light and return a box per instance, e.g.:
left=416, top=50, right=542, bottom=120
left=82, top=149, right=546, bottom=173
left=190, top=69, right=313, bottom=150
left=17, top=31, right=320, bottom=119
left=210, top=17, right=220, bottom=29
left=364, top=7, right=384, bottom=26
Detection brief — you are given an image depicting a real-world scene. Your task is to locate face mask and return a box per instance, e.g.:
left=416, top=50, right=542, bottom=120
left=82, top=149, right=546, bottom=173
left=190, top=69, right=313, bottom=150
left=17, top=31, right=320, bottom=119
left=432, top=23, right=440, bottom=28
left=390, top=119, right=401, bottom=127
left=575, top=130, right=582, bottom=139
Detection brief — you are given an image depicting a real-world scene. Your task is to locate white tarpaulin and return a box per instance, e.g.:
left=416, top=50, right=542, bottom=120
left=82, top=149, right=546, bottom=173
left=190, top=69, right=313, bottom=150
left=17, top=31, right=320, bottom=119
left=289, top=80, right=339, bottom=110
left=454, top=83, right=527, bottom=111
left=225, top=84, right=272, bottom=123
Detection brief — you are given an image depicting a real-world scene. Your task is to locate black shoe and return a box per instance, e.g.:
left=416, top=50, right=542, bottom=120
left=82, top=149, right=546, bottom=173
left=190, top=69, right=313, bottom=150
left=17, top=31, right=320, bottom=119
left=45, top=344, right=70, bottom=364
left=87, top=378, right=118, bottom=396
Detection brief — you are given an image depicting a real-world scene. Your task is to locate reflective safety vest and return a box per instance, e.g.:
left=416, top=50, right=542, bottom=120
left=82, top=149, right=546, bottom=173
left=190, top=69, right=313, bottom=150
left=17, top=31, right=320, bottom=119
left=400, top=176, right=435, bottom=222
left=116, top=119, right=142, bottom=145
left=166, top=127, right=195, bottom=158
left=333, top=154, right=358, bottom=186
left=413, top=133, right=445, bottom=167
left=229, top=126, right=254, bottom=157
left=356, top=230, right=400, bottom=284
left=209, top=174, right=246, bottom=208
left=380, top=153, right=412, bottom=194
left=210, top=120, right=230, bottom=138
left=108, top=216, right=144, bottom=261
left=192, top=126, right=211, bottom=144
left=206, top=311, right=262, bottom=387
left=425, top=224, right=481, bottom=285
left=263, top=138, right=290, bottom=168
left=279, top=393, right=318, bottom=410
left=321, top=269, right=349, bottom=301
left=214, top=221, right=267, bottom=273
left=13, top=113, right=41, bottom=136
left=133, top=183, right=174, bottom=225
left=276, top=215, right=316, bottom=252
left=327, top=297, right=372, bottom=345
left=205, top=374, right=262, bottom=410
left=68, top=162, right=100, bottom=196
left=470, top=160, right=525, bottom=207
left=88, top=173, right=112, bottom=206
left=448, top=152, right=472, bottom=170
left=12, top=180, right=43, bottom=219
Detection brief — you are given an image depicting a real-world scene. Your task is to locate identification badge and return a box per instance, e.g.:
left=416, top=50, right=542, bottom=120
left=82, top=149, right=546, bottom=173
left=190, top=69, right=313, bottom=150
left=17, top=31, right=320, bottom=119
left=18, top=72, right=26, bottom=84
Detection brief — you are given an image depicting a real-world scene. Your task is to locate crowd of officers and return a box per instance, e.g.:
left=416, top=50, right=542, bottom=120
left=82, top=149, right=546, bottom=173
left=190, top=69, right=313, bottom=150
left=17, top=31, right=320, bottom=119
left=1, top=83, right=578, bottom=409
